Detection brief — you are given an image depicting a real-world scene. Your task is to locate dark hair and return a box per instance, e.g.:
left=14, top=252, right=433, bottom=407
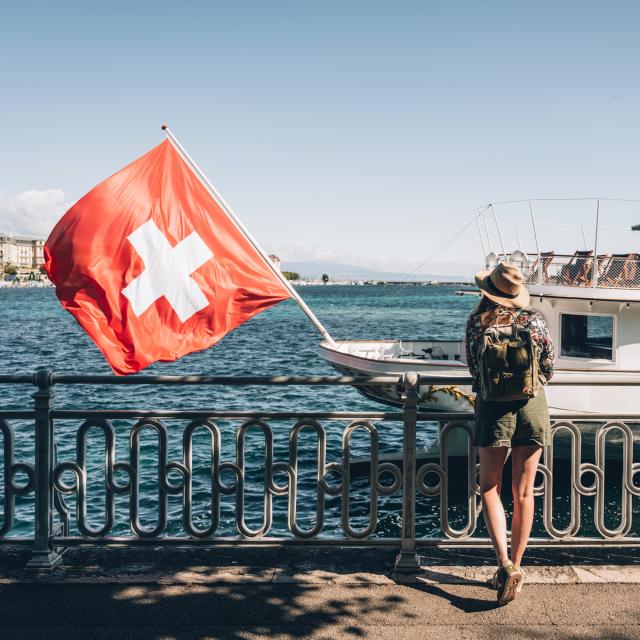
left=470, top=296, right=513, bottom=330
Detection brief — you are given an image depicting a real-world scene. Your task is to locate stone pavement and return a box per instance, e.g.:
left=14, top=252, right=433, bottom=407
left=1, top=546, right=639, bottom=639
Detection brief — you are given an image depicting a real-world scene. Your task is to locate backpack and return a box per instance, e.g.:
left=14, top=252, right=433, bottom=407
left=478, top=309, right=539, bottom=402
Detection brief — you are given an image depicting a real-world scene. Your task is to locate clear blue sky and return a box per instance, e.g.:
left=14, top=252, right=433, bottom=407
left=1, top=1, right=639, bottom=275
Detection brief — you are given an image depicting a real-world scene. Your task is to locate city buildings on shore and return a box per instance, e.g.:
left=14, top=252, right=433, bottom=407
left=0, top=234, right=46, bottom=278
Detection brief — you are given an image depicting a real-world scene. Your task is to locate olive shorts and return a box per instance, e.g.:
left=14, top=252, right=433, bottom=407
left=474, top=386, right=551, bottom=449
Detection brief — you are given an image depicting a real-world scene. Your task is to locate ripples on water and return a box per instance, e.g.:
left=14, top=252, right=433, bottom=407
left=1, top=286, right=630, bottom=538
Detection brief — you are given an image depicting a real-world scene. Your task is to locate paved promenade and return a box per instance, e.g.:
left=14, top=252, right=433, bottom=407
left=1, top=546, right=639, bottom=639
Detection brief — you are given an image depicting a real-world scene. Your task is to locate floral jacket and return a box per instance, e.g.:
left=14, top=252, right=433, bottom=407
left=464, top=307, right=555, bottom=393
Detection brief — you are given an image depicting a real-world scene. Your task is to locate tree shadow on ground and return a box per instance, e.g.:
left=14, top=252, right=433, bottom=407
left=0, top=582, right=417, bottom=640
left=0, top=547, right=417, bottom=640
left=3, top=547, right=640, bottom=639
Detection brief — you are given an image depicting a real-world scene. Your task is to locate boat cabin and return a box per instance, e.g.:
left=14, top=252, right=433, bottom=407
left=493, top=251, right=640, bottom=374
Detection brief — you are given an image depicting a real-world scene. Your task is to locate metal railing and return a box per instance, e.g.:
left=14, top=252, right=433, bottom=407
left=522, top=253, right=640, bottom=289
left=1, top=369, right=640, bottom=571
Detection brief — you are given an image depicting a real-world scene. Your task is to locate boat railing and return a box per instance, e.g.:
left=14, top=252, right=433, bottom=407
left=1, top=369, right=640, bottom=572
left=503, top=252, right=640, bottom=289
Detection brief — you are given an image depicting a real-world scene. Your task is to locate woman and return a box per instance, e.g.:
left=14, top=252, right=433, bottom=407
left=465, top=262, right=555, bottom=606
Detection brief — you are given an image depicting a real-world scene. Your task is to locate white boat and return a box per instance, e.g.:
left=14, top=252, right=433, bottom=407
left=319, top=198, right=640, bottom=416
left=318, top=338, right=474, bottom=411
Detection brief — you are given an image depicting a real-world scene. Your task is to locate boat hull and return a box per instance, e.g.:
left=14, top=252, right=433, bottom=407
left=318, top=339, right=474, bottom=411
left=319, top=339, right=640, bottom=415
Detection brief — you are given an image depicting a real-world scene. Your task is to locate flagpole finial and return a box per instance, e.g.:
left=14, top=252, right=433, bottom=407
left=161, top=123, right=169, bottom=130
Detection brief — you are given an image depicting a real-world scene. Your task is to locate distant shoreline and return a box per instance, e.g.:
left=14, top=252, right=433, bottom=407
left=291, top=280, right=475, bottom=287
left=0, top=280, right=52, bottom=289
left=0, top=279, right=475, bottom=290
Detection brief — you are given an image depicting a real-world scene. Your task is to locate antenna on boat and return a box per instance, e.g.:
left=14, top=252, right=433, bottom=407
left=161, top=124, right=336, bottom=346
left=581, top=225, right=588, bottom=250
left=482, top=212, right=495, bottom=255
left=490, top=204, right=507, bottom=258
left=514, top=219, right=523, bottom=250
left=528, top=200, right=543, bottom=282
left=474, top=207, right=487, bottom=260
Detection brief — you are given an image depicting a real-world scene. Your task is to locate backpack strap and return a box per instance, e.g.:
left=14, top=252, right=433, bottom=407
left=487, top=308, right=527, bottom=339
left=490, top=307, right=523, bottom=328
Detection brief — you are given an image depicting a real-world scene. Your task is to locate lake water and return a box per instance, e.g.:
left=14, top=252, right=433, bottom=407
left=0, top=286, right=631, bottom=539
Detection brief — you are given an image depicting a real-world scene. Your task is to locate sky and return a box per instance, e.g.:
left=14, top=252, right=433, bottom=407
left=1, top=1, right=640, bottom=276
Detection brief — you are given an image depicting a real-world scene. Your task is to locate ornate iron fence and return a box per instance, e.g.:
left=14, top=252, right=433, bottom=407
left=1, top=369, right=640, bottom=571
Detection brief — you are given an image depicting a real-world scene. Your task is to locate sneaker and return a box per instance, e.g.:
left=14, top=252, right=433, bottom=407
left=496, top=560, right=524, bottom=606
left=489, top=568, right=499, bottom=589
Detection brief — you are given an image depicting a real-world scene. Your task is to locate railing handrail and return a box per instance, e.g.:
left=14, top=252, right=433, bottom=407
left=0, top=373, right=402, bottom=386
left=519, top=253, right=640, bottom=260
left=45, top=409, right=640, bottom=420
left=4, top=371, right=640, bottom=387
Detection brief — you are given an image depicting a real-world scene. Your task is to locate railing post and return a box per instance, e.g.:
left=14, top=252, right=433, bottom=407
left=395, top=371, right=420, bottom=572
left=528, top=200, right=542, bottom=284
left=591, top=198, right=600, bottom=288
left=26, top=367, right=62, bottom=570
left=538, top=257, right=543, bottom=285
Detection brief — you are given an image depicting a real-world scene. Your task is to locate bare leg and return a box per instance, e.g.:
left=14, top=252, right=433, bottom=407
left=510, top=445, right=543, bottom=566
left=479, top=446, right=510, bottom=564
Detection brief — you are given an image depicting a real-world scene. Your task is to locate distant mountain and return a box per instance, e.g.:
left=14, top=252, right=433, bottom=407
left=280, top=261, right=473, bottom=283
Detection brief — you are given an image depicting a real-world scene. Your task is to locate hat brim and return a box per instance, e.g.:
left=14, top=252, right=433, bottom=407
left=474, top=269, right=530, bottom=309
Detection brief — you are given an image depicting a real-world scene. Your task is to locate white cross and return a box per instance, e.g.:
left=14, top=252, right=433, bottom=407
left=122, top=220, right=214, bottom=322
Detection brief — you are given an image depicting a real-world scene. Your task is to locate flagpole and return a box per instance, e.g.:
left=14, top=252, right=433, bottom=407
left=161, top=125, right=336, bottom=346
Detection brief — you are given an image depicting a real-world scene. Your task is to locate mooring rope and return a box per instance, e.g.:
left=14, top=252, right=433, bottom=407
left=382, top=213, right=480, bottom=300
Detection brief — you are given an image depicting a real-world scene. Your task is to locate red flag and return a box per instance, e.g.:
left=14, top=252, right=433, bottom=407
left=45, top=139, right=291, bottom=374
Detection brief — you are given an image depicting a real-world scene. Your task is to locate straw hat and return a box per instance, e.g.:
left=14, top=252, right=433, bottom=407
left=474, top=262, right=530, bottom=309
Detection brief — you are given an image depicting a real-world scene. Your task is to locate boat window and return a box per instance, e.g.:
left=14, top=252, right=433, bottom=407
left=560, top=314, right=614, bottom=360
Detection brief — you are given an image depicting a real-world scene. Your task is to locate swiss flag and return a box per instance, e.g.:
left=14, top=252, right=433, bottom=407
left=44, top=139, right=291, bottom=374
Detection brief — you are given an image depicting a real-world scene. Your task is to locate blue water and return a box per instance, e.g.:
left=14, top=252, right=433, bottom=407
left=0, top=285, right=479, bottom=539
left=1, top=284, right=474, bottom=402
left=0, top=286, right=632, bottom=539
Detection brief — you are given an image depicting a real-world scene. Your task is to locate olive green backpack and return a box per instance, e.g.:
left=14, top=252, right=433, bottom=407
left=478, top=310, right=539, bottom=402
